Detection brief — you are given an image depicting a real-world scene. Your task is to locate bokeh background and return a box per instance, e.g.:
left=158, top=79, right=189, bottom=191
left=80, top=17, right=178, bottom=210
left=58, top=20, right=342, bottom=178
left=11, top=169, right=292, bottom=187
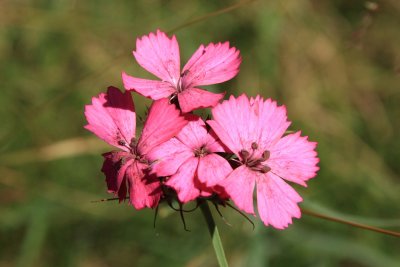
left=1, top=0, right=400, bottom=266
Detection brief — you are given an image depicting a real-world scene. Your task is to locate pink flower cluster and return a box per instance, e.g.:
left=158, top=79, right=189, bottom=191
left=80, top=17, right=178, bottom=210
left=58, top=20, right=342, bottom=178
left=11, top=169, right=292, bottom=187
left=84, top=30, right=319, bottom=229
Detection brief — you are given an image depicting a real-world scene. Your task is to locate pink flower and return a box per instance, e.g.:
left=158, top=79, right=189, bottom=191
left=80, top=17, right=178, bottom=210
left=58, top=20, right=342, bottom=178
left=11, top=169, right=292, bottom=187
left=84, top=86, right=187, bottom=209
left=147, top=115, right=232, bottom=203
left=122, top=30, right=241, bottom=113
left=207, top=95, right=319, bottom=229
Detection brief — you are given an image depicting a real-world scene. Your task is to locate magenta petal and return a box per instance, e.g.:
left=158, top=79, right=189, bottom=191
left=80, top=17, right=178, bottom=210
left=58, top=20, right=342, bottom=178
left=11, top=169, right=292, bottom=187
left=133, top=30, right=180, bottom=84
left=205, top=130, right=228, bottom=153
left=127, top=162, right=161, bottom=210
left=198, top=154, right=232, bottom=187
left=219, top=165, right=256, bottom=215
left=166, top=157, right=200, bottom=203
left=178, top=87, right=224, bottom=113
left=122, top=72, right=175, bottom=100
left=208, top=95, right=250, bottom=155
left=147, top=138, right=193, bottom=177
left=84, top=86, right=136, bottom=150
left=101, top=151, right=132, bottom=201
left=256, top=173, right=302, bottom=229
left=209, top=94, right=290, bottom=157
left=268, top=132, right=319, bottom=186
left=252, top=96, right=291, bottom=151
left=138, top=98, right=188, bottom=155
left=175, top=115, right=209, bottom=149
left=182, top=42, right=241, bottom=87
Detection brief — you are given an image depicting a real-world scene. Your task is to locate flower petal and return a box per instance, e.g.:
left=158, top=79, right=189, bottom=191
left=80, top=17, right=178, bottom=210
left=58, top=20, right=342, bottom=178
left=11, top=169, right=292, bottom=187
left=205, top=130, right=228, bottom=153
left=198, top=154, right=232, bottom=187
left=147, top=138, right=193, bottom=177
left=218, top=165, right=256, bottom=215
left=166, top=157, right=200, bottom=203
left=122, top=72, right=175, bottom=100
left=101, top=151, right=133, bottom=201
left=175, top=115, right=209, bottom=149
left=84, top=86, right=136, bottom=150
left=182, top=42, right=241, bottom=87
left=268, top=132, right=319, bottom=186
left=138, top=98, right=188, bottom=155
left=208, top=94, right=251, bottom=155
left=178, top=87, right=224, bottom=113
left=256, top=173, right=302, bottom=229
left=251, top=96, right=290, bottom=151
left=127, top=162, right=162, bottom=209
left=133, top=30, right=180, bottom=84
left=208, top=94, right=290, bottom=157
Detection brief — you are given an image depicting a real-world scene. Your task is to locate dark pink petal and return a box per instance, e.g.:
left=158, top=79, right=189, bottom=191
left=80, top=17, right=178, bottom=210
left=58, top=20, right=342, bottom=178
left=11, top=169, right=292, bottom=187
left=178, top=87, right=224, bottom=113
left=146, top=138, right=193, bottom=177
left=127, top=162, right=161, bottom=209
left=251, top=96, right=291, bottom=152
left=268, top=132, right=319, bottom=186
left=208, top=94, right=290, bottom=157
left=138, top=98, right=188, bottom=155
left=218, top=165, right=256, bottom=215
left=101, top=151, right=132, bottom=201
left=166, top=157, right=200, bottom=203
left=208, top=95, right=251, bottom=155
left=197, top=154, right=232, bottom=187
left=205, top=130, right=228, bottom=153
left=175, top=115, right=209, bottom=149
left=256, top=173, right=302, bottom=229
left=133, top=30, right=180, bottom=84
left=182, top=42, right=241, bottom=87
left=122, top=72, right=175, bottom=100
left=84, top=87, right=136, bottom=150
left=174, top=115, right=227, bottom=153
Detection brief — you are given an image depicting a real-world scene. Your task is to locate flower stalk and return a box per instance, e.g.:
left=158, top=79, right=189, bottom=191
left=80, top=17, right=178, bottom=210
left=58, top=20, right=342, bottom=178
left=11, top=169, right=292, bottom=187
left=200, top=201, right=229, bottom=267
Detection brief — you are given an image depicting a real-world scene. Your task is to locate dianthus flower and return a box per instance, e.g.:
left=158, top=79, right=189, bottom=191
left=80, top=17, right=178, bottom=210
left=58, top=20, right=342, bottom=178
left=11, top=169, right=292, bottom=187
left=122, top=30, right=241, bottom=113
left=84, top=86, right=187, bottom=209
left=207, top=95, right=319, bottom=229
left=147, top=115, right=232, bottom=203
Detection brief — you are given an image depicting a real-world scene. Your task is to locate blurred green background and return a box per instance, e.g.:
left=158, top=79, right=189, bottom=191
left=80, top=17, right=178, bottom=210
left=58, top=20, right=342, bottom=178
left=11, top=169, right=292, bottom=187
left=1, top=0, right=400, bottom=266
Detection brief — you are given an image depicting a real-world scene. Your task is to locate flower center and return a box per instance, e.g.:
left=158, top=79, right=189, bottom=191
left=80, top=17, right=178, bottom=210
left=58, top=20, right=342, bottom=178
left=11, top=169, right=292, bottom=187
left=194, top=145, right=208, bottom=157
left=239, top=142, right=271, bottom=173
left=117, top=138, right=149, bottom=164
left=176, top=69, right=190, bottom=93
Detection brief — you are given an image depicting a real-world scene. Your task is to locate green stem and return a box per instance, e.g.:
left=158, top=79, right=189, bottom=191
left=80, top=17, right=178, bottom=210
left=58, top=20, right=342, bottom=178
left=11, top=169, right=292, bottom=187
left=200, top=201, right=229, bottom=267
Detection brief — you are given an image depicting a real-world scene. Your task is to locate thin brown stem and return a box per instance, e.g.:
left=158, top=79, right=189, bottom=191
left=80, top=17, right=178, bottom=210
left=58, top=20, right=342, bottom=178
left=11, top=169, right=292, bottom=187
left=301, top=208, right=400, bottom=238
left=168, top=0, right=256, bottom=34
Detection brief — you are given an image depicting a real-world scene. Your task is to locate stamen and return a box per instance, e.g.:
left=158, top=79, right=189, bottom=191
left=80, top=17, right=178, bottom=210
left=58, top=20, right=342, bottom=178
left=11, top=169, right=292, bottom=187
left=194, top=145, right=208, bottom=157
left=262, top=150, right=270, bottom=161
left=118, top=140, right=126, bottom=146
left=181, top=69, right=190, bottom=77
left=251, top=142, right=258, bottom=150
left=239, top=149, right=250, bottom=162
left=260, top=165, right=271, bottom=173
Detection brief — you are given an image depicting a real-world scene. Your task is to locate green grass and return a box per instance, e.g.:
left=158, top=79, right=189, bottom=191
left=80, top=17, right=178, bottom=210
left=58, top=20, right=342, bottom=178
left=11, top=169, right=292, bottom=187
left=1, top=0, right=400, bottom=266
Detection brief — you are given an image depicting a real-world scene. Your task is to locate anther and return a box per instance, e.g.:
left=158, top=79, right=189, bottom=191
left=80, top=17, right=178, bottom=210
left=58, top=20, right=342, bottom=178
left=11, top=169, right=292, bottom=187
left=262, top=150, right=270, bottom=161
left=194, top=145, right=208, bottom=157
left=118, top=140, right=126, bottom=146
left=251, top=142, right=258, bottom=150
left=260, top=165, right=271, bottom=173
left=181, top=69, right=190, bottom=77
left=239, top=149, right=250, bottom=162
